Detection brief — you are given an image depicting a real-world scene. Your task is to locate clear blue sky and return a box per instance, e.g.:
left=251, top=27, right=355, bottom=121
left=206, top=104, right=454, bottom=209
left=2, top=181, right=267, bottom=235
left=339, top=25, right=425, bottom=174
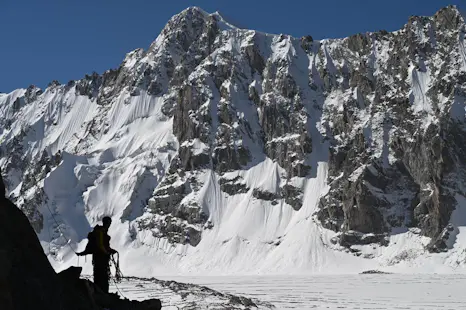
left=0, top=0, right=463, bottom=92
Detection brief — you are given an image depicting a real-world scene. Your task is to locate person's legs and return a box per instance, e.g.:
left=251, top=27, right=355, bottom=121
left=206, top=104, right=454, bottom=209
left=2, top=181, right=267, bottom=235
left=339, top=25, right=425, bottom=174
left=93, top=257, right=110, bottom=293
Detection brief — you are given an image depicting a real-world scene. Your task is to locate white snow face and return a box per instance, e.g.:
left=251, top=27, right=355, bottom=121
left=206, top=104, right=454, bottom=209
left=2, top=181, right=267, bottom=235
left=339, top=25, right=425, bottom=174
left=0, top=6, right=465, bottom=276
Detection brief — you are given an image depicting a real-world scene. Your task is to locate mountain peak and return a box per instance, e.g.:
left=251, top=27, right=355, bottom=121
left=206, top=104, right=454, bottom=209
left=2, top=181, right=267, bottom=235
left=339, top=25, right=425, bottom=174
left=159, top=6, right=213, bottom=36
left=165, top=7, right=239, bottom=33
left=170, top=6, right=210, bottom=24
left=433, top=5, right=466, bottom=30
left=181, top=6, right=209, bottom=16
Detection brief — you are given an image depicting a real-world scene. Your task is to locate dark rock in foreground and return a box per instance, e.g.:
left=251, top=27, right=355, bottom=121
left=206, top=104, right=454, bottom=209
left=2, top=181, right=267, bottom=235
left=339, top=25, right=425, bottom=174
left=0, top=170, right=161, bottom=310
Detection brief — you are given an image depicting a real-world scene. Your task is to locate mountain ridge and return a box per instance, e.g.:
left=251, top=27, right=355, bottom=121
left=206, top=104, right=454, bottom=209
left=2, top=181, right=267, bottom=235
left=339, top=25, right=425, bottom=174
left=0, top=5, right=465, bottom=275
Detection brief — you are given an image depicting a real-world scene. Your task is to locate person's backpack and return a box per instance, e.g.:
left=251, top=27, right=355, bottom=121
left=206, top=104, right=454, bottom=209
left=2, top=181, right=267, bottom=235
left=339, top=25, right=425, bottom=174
left=77, top=226, right=100, bottom=256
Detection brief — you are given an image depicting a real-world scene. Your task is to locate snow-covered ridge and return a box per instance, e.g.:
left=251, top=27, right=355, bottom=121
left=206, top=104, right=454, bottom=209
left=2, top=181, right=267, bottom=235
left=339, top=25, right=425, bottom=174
left=1, top=5, right=465, bottom=276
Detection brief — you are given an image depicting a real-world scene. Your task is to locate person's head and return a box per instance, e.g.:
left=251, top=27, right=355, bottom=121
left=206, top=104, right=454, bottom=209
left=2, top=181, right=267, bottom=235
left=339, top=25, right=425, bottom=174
left=102, top=216, right=112, bottom=231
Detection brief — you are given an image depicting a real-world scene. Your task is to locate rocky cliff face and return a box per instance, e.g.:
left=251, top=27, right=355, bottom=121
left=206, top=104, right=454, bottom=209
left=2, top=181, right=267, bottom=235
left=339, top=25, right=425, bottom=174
left=316, top=7, right=466, bottom=252
left=0, top=6, right=465, bottom=273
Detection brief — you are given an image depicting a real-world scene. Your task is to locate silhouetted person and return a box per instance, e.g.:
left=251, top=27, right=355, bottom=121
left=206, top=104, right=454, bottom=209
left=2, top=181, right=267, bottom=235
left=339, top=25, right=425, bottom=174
left=78, top=216, right=117, bottom=293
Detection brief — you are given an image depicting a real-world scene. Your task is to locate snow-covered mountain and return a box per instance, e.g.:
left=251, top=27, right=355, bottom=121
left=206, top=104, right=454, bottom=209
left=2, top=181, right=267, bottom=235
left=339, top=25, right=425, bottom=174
left=1, top=6, right=465, bottom=275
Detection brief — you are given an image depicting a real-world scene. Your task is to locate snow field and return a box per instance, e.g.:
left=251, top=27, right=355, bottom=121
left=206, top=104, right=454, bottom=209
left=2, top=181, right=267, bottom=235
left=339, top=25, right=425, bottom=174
left=155, top=274, right=466, bottom=309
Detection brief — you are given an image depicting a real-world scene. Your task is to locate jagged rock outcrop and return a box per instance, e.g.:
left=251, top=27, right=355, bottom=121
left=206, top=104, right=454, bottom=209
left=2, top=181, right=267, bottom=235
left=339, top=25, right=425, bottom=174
left=0, top=170, right=65, bottom=309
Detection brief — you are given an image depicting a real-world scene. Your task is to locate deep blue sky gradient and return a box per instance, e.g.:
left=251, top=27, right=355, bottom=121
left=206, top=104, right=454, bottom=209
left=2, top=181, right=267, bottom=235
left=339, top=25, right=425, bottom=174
left=0, top=0, right=463, bottom=92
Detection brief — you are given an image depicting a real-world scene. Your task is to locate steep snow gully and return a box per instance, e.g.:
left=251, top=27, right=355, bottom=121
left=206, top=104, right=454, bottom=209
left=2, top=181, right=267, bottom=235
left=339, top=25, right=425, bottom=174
left=0, top=5, right=466, bottom=279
